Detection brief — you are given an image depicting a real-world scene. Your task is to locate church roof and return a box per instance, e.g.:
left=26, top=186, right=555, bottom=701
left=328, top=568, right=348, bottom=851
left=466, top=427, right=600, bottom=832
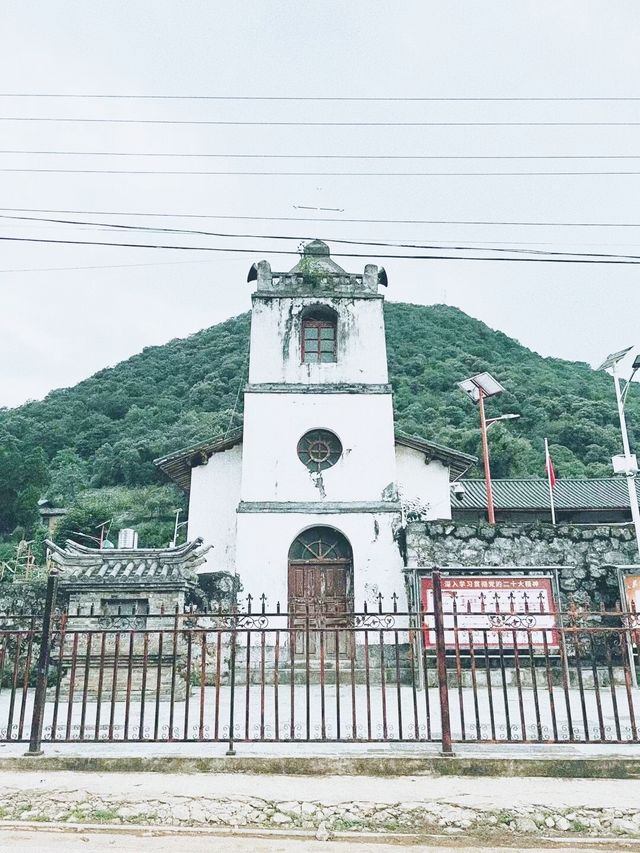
left=154, top=428, right=243, bottom=491
left=451, top=477, right=640, bottom=512
left=155, top=427, right=476, bottom=491
left=46, top=537, right=209, bottom=588
left=395, top=432, right=477, bottom=478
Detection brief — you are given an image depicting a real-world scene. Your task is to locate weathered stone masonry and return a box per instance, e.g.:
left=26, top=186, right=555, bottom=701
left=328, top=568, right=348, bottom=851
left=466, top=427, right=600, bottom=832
left=405, top=521, right=640, bottom=607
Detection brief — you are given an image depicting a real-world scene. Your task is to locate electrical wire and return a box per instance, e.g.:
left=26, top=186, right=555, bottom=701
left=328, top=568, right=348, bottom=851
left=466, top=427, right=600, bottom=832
left=2, top=206, right=639, bottom=228
left=2, top=94, right=640, bottom=101
left=0, top=259, right=221, bottom=274
left=3, top=117, right=640, bottom=126
left=3, top=234, right=640, bottom=263
left=3, top=149, right=640, bottom=159
left=4, top=213, right=640, bottom=261
left=4, top=168, right=640, bottom=177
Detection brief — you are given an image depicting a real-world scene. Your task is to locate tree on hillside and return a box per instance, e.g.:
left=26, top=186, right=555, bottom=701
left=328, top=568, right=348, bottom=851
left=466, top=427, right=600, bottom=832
left=53, top=499, right=119, bottom=549
left=0, top=434, right=49, bottom=535
left=0, top=303, right=636, bottom=540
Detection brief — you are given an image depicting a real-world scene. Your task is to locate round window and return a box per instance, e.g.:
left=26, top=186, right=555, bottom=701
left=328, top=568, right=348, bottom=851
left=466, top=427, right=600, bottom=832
left=297, top=429, right=342, bottom=472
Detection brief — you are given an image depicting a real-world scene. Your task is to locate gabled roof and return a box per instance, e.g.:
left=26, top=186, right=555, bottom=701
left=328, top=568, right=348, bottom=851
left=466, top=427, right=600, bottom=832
left=154, top=428, right=243, bottom=491
left=46, top=538, right=210, bottom=587
left=452, top=477, right=640, bottom=512
left=394, top=432, right=477, bottom=478
left=155, top=426, right=475, bottom=491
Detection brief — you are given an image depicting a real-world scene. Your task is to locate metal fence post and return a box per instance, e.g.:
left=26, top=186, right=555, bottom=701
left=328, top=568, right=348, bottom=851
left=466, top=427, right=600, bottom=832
left=432, top=571, right=453, bottom=755
left=225, top=613, right=237, bottom=756
left=26, top=569, right=59, bottom=756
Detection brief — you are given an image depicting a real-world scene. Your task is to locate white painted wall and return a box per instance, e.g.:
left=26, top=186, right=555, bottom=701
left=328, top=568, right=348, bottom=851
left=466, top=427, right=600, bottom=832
left=241, top=392, right=397, bottom=503
left=187, top=443, right=242, bottom=574
left=248, top=296, right=389, bottom=385
left=394, top=444, right=453, bottom=520
left=234, top=510, right=406, bottom=611
left=186, top=271, right=451, bottom=597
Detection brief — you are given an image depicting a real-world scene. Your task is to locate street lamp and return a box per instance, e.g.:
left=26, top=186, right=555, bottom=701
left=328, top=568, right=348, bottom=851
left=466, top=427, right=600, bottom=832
left=486, top=413, right=521, bottom=429
left=458, top=372, right=518, bottom=525
left=597, top=347, right=640, bottom=557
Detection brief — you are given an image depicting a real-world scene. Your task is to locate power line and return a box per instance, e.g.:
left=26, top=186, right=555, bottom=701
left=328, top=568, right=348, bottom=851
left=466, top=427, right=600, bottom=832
left=1, top=94, right=640, bottom=101
left=2, top=206, right=640, bottom=228
left=3, top=149, right=640, bottom=160
left=0, top=258, right=219, bottom=274
left=4, top=168, right=640, bottom=177
left=3, top=117, right=640, bottom=127
left=3, top=234, right=640, bottom=264
left=5, top=213, right=640, bottom=261
left=3, top=205, right=640, bottom=228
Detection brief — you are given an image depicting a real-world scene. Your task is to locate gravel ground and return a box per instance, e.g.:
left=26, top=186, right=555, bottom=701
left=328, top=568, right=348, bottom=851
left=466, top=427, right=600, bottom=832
left=1, top=771, right=640, bottom=841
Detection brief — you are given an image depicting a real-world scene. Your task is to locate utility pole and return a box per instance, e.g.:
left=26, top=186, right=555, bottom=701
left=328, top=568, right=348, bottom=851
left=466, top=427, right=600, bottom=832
left=611, top=360, right=640, bottom=558
left=478, top=388, right=496, bottom=525
left=458, top=372, right=519, bottom=526
left=171, top=509, right=187, bottom=548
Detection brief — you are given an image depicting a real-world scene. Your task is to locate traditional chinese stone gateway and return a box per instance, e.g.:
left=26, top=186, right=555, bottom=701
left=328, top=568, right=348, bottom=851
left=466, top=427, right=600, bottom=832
left=45, top=538, right=210, bottom=699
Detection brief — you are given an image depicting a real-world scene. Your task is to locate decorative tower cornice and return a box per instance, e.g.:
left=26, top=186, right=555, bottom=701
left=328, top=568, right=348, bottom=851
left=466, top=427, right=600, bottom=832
left=247, top=239, right=388, bottom=297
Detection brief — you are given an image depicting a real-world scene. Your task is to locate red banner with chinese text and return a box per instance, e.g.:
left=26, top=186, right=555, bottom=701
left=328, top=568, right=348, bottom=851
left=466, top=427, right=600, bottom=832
left=420, top=574, right=559, bottom=649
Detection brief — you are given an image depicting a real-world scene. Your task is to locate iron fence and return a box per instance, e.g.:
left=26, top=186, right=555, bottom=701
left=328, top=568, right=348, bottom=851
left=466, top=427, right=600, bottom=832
left=0, top=572, right=638, bottom=753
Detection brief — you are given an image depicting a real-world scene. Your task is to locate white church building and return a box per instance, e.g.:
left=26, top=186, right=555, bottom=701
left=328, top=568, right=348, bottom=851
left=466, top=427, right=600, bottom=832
left=156, top=241, right=475, bottom=615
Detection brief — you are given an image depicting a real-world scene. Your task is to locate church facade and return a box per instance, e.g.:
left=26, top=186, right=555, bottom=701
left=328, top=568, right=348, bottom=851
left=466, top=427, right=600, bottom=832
left=156, top=241, right=475, bottom=613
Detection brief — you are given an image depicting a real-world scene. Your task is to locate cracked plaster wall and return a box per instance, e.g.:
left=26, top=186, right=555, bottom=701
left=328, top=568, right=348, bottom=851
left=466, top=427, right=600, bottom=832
left=248, top=296, right=389, bottom=385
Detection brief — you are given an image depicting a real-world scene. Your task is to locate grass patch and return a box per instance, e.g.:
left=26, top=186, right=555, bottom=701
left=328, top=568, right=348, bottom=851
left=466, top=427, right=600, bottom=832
left=66, top=807, right=120, bottom=824
left=89, top=809, right=120, bottom=823
left=125, top=813, right=160, bottom=825
left=331, top=817, right=363, bottom=831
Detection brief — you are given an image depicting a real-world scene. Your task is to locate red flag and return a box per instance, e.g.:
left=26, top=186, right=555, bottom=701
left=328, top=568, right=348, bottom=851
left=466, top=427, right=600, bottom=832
left=544, top=438, right=557, bottom=525
left=545, top=443, right=557, bottom=488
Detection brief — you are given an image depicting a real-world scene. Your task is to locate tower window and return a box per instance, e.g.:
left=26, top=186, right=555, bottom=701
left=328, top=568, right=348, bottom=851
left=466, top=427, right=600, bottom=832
left=301, top=312, right=337, bottom=363
left=297, top=429, right=342, bottom=471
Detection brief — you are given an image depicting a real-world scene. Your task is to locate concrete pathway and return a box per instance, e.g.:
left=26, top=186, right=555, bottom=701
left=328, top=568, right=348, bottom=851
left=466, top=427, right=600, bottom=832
left=1, top=771, right=640, bottom=844
left=0, top=828, right=637, bottom=852
left=2, top=770, right=640, bottom=810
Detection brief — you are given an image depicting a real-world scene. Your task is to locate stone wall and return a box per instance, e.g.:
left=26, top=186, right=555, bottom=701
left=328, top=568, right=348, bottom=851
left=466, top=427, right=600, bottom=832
left=0, top=578, right=49, bottom=614
left=405, top=521, right=640, bottom=607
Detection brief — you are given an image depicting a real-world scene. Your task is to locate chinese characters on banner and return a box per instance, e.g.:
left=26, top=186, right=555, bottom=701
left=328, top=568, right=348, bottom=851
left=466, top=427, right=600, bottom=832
left=420, top=575, right=558, bottom=649
left=623, top=574, right=640, bottom=613
left=623, top=575, right=640, bottom=646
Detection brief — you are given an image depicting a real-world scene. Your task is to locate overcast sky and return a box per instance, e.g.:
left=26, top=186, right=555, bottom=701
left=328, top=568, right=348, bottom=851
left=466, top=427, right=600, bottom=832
left=2, top=2, right=640, bottom=408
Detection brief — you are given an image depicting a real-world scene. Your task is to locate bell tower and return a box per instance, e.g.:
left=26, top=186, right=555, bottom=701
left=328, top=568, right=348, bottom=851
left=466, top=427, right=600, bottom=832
left=235, top=240, right=404, bottom=608
left=247, top=239, right=390, bottom=387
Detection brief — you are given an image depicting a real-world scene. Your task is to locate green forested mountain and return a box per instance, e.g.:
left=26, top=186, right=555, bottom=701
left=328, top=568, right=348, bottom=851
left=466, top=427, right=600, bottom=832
left=0, top=302, right=636, bottom=545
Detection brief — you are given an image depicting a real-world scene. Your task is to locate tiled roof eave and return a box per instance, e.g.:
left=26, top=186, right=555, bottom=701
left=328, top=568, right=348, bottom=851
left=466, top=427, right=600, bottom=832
left=45, top=538, right=210, bottom=584
left=451, top=478, right=640, bottom=511
left=154, top=427, right=243, bottom=491
left=395, top=431, right=477, bottom=478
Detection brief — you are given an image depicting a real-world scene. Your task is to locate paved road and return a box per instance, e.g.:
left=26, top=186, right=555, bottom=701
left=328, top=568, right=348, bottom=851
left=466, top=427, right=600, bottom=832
left=0, top=828, right=636, bottom=853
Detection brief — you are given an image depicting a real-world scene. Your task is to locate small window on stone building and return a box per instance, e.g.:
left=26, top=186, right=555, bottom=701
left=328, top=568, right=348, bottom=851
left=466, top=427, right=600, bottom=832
left=100, top=598, right=149, bottom=629
left=301, top=309, right=337, bottom=363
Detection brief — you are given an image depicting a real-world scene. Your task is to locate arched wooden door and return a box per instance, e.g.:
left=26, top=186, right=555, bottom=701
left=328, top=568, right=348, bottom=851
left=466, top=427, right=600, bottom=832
left=288, top=527, right=353, bottom=656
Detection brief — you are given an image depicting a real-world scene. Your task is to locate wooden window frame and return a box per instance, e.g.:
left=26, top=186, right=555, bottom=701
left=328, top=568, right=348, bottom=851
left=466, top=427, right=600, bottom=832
left=301, top=318, right=337, bottom=364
